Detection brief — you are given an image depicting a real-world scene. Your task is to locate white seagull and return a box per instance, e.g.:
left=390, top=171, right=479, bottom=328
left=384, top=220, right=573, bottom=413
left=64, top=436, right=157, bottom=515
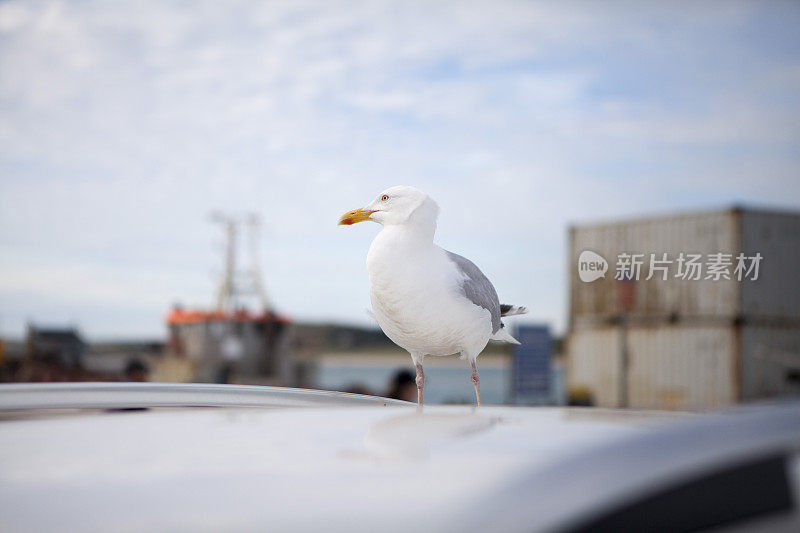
left=338, top=185, right=528, bottom=406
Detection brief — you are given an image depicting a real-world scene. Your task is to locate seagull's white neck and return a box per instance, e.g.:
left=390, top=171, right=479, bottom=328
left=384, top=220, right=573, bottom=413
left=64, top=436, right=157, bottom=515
left=384, top=196, right=438, bottom=244
left=368, top=197, right=438, bottom=266
left=375, top=223, right=433, bottom=251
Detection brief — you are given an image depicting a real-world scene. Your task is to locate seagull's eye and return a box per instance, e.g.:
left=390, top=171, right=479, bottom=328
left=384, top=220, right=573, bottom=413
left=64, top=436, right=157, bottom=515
left=381, top=195, right=389, bottom=201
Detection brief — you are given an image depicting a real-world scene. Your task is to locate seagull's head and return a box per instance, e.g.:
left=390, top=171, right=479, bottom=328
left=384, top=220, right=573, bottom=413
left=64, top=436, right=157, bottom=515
left=338, top=185, right=438, bottom=228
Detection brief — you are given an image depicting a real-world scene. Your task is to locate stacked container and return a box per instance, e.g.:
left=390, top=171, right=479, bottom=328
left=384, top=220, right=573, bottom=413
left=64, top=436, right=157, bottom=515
left=567, top=207, right=800, bottom=409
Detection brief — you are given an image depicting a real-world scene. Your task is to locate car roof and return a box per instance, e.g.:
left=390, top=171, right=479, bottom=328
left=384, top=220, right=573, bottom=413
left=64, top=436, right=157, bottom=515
left=0, top=384, right=797, bottom=532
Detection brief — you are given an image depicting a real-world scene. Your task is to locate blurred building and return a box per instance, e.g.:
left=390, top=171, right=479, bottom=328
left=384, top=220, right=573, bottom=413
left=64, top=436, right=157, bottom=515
left=6, top=324, right=91, bottom=382
left=26, top=325, right=86, bottom=370
left=291, top=323, right=394, bottom=355
left=511, top=325, right=556, bottom=405
left=83, top=341, right=164, bottom=380
left=567, top=207, right=800, bottom=409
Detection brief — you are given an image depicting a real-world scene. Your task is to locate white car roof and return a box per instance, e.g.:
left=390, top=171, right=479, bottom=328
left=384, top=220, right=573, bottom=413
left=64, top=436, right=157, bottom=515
left=1, top=384, right=797, bottom=533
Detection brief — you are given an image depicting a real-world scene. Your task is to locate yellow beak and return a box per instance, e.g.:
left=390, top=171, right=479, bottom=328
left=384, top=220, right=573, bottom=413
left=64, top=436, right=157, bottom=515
left=338, top=207, right=376, bottom=225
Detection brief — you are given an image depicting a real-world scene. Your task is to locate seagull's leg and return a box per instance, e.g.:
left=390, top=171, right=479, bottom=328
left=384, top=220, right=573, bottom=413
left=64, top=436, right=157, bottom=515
left=411, top=353, right=425, bottom=406
left=470, top=360, right=481, bottom=407
left=415, top=362, right=425, bottom=406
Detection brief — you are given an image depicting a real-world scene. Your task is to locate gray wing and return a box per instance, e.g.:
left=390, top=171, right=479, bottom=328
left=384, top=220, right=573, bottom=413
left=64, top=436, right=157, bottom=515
left=446, top=251, right=501, bottom=333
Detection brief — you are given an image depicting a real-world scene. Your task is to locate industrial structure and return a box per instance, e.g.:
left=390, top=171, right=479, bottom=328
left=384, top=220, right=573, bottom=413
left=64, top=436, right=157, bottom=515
left=567, top=207, right=800, bottom=409
left=162, top=213, right=292, bottom=384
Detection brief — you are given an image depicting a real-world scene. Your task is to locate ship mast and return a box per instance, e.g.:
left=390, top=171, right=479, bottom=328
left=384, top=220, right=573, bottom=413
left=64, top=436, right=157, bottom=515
left=211, top=212, right=270, bottom=312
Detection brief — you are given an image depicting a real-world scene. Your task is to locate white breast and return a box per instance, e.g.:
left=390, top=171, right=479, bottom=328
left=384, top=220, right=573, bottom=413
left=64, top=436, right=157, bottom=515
left=366, top=228, right=492, bottom=357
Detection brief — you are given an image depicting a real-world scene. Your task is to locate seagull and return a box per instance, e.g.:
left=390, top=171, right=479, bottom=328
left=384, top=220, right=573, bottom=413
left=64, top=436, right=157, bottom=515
left=338, top=185, right=528, bottom=406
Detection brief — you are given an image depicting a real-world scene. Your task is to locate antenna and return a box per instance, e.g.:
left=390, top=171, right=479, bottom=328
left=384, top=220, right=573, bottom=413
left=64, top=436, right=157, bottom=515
left=210, top=212, right=270, bottom=312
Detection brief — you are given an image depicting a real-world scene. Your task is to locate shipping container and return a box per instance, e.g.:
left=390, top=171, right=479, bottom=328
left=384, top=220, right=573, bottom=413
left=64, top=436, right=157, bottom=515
left=567, top=328, right=620, bottom=407
left=740, top=325, right=800, bottom=400
left=568, top=323, right=800, bottom=409
left=569, top=208, right=800, bottom=329
left=566, top=207, right=800, bottom=409
left=740, top=210, right=800, bottom=322
left=567, top=325, right=736, bottom=409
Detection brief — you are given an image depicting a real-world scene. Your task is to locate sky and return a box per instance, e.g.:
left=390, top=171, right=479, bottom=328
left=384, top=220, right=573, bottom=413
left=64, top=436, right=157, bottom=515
left=1, top=0, right=799, bottom=340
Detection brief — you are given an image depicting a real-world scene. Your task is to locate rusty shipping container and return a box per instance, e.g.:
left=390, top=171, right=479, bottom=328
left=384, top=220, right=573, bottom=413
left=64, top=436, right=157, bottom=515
left=568, top=325, right=736, bottom=409
left=567, top=207, right=800, bottom=409
left=569, top=207, right=800, bottom=329
left=568, top=324, right=800, bottom=409
left=740, top=325, right=800, bottom=400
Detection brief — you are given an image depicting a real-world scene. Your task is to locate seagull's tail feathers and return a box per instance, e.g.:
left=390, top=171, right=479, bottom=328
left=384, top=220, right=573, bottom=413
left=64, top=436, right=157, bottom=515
left=491, top=324, right=521, bottom=345
left=494, top=304, right=527, bottom=344
left=500, top=304, right=528, bottom=317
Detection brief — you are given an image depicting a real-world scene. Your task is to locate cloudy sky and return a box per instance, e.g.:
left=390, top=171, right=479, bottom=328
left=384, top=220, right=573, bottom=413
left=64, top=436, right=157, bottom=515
left=1, top=0, right=799, bottom=340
